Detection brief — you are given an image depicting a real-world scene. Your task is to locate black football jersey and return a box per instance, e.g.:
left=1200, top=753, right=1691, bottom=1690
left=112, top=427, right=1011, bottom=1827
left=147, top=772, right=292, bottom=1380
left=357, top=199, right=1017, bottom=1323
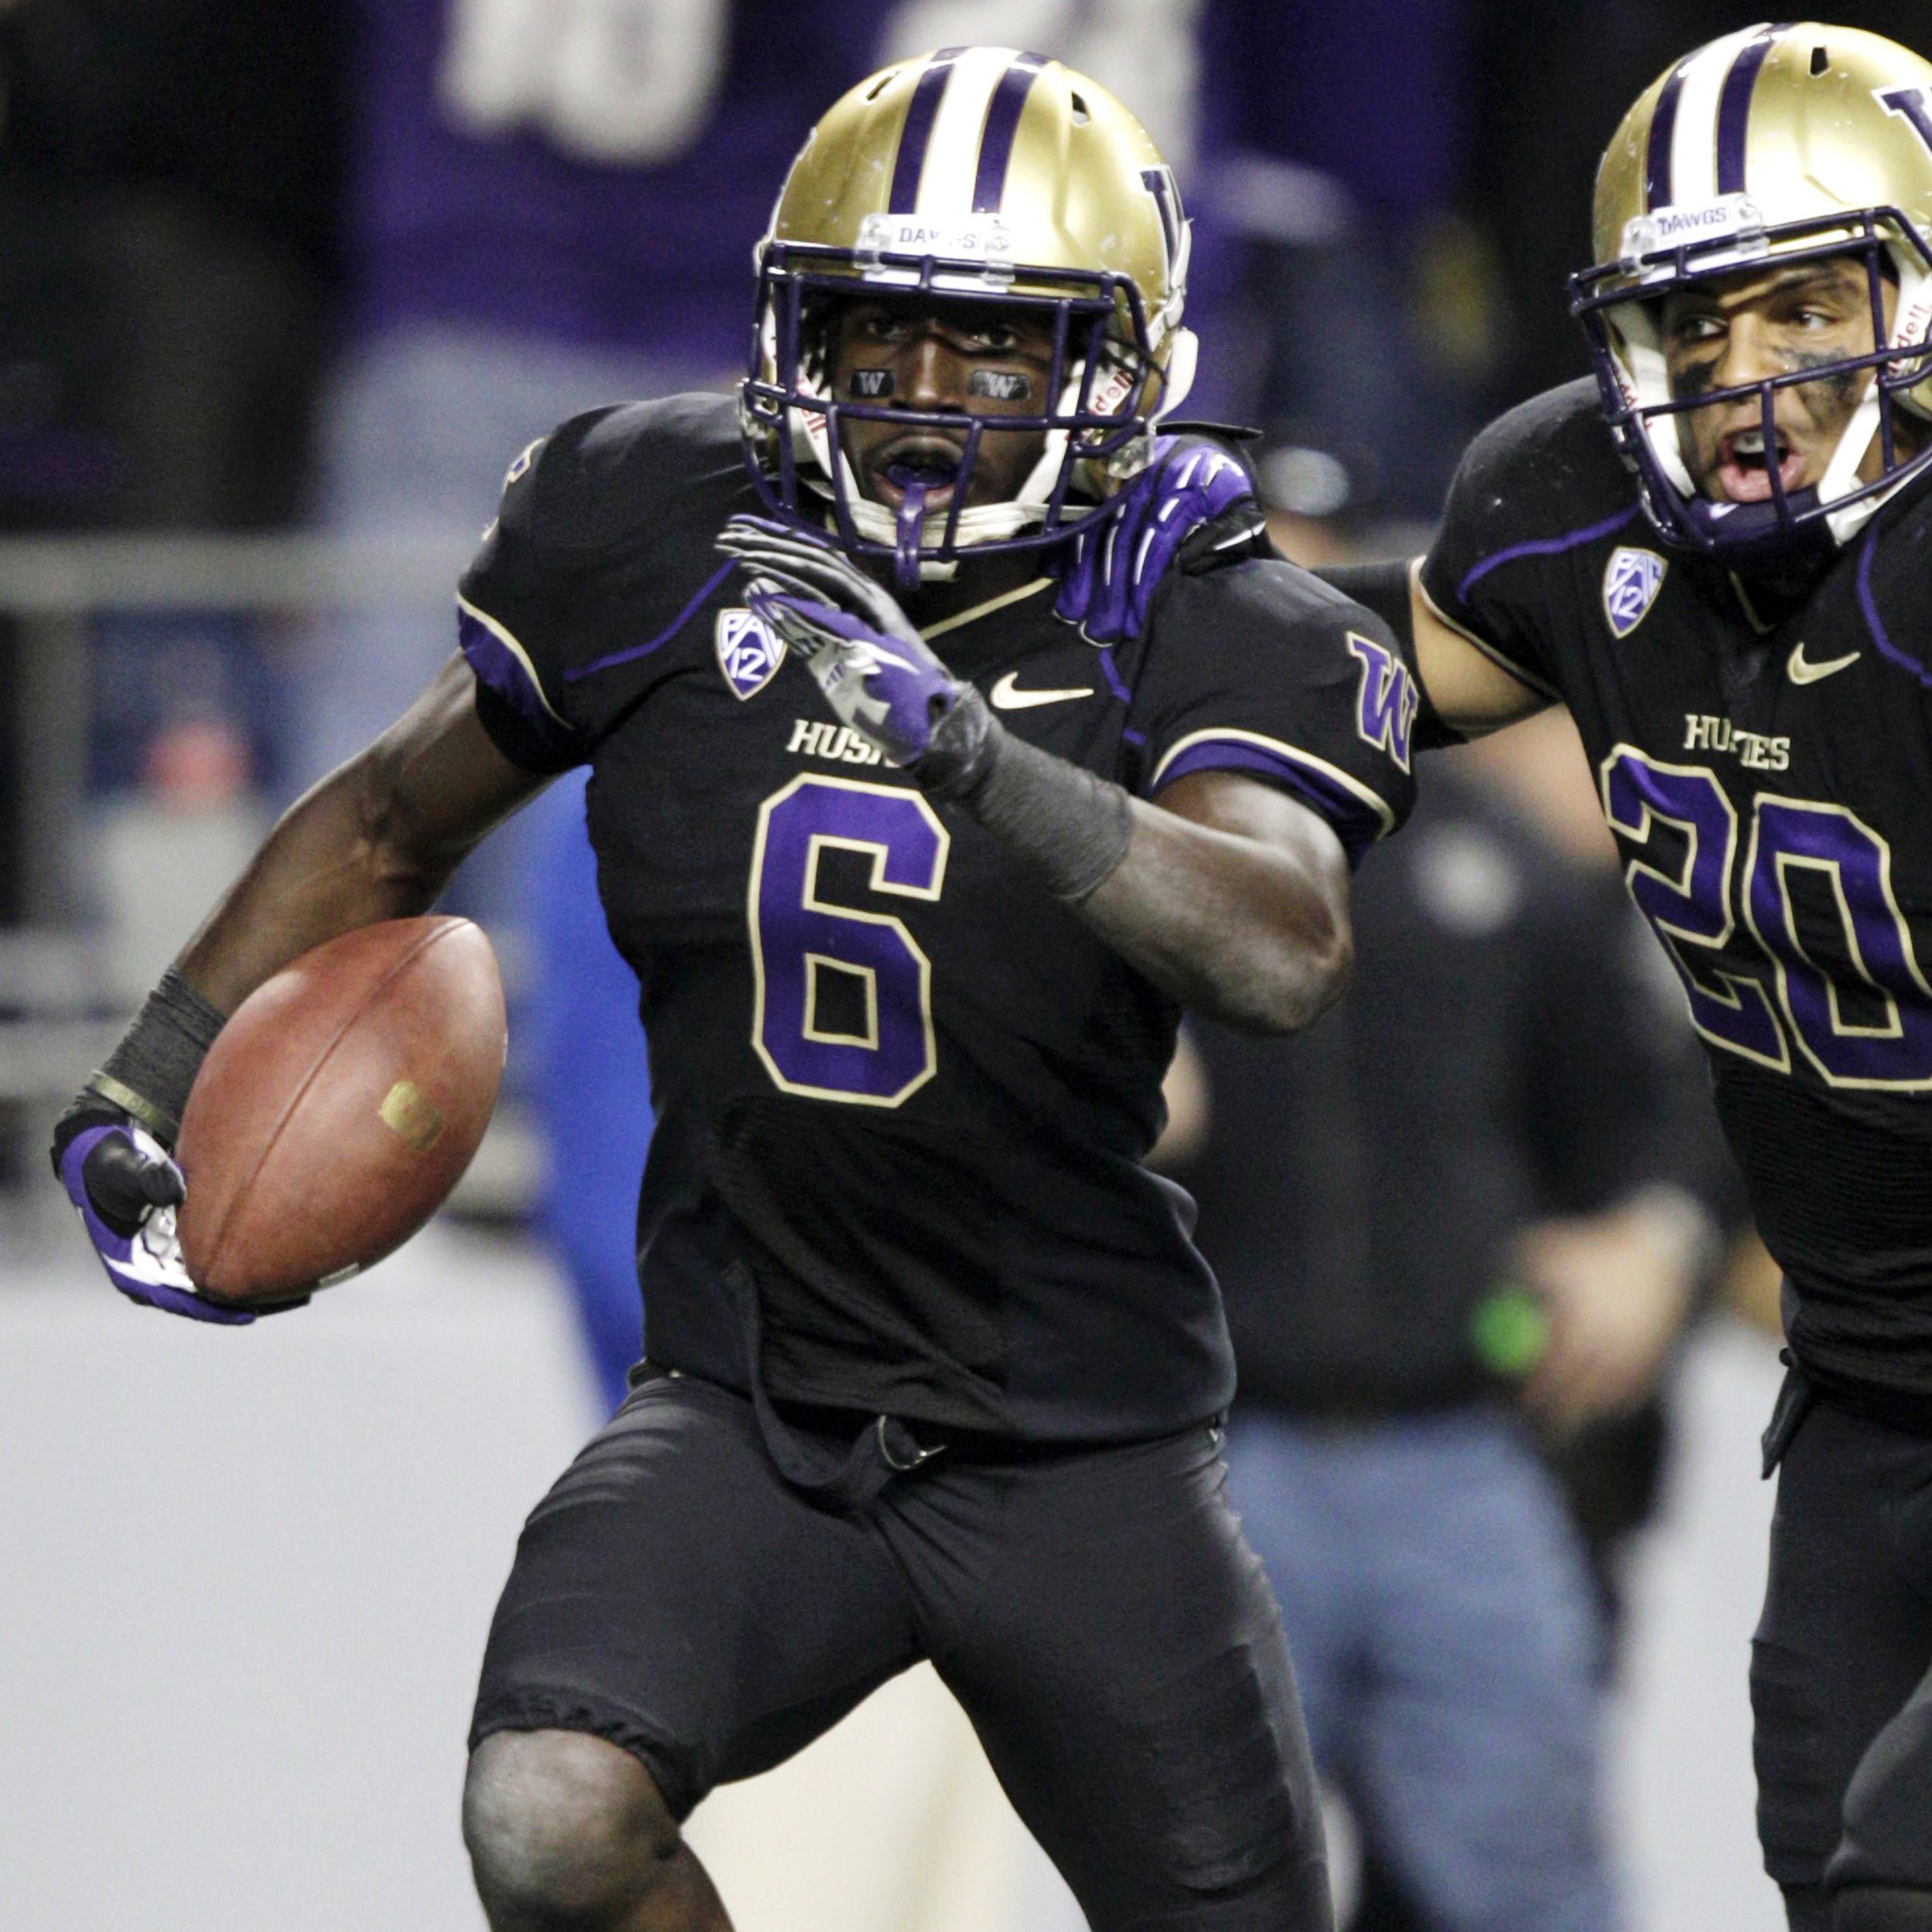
left=457, top=393, right=1417, bottom=1441
left=1422, top=378, right=1932, bottom=1401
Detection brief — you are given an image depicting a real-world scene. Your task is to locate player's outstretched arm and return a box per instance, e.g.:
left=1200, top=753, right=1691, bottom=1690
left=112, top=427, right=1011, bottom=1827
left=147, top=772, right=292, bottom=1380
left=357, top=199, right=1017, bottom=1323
left=50, top=655, right=547, bottom=1319
left=1406, top=563, right=1549, bottom=736
left=175, top=653, right=546, bottom=1012
left=719, top=516, right=1351, bottom=1035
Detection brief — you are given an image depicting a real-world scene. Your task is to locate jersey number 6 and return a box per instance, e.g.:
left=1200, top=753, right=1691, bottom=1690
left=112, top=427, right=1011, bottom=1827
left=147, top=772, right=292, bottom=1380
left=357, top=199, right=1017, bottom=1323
left=1603, top=747, right=1932, bottom=1089
left=748, top=775, right=950, bottom=1107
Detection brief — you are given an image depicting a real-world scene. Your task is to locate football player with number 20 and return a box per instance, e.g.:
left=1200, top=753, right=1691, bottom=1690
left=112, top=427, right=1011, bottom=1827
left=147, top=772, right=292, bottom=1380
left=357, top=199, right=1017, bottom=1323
left=49, top=48, right=1427, bottom=1932
left=1284, top=25, right=1932, bottom=1932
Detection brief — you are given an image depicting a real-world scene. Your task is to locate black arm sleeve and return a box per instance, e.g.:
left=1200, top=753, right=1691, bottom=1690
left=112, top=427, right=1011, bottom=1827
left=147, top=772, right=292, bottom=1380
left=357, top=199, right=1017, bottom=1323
left=456, top=427, right=598, bottom=774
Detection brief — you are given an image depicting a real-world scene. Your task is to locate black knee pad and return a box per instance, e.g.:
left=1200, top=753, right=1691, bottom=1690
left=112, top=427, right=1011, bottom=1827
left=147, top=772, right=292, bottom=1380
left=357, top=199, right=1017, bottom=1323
left=1835, top=1889, right=1932, bottom=1932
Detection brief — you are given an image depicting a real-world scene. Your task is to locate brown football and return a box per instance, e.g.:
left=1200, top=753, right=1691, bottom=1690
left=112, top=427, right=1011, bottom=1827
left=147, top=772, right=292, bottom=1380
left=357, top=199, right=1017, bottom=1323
left=175, top=916, right=506, bottom=1308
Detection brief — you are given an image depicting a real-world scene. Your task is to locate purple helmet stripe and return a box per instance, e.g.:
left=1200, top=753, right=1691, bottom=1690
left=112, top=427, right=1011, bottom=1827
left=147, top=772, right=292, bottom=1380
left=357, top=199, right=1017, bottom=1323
left=1645, top=54, right=1693, bottom=210
left=971, top=51, right=1049, bottom=215
left=1716, top=25, right=1787, bottom=196
left=888, top=48, right=966, bottom=215
left=1141, top=168, right=1182, bottom=274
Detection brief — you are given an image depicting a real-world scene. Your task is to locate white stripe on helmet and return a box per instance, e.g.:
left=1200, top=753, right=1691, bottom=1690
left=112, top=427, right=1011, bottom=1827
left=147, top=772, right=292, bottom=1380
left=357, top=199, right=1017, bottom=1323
left=918, top=46, right=1020, bottom=215
left=1668, top=25, right=1773, bottom=208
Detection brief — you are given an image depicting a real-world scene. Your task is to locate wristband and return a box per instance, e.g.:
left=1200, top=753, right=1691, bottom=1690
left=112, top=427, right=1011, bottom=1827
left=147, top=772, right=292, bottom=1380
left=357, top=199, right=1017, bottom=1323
left=88, top=968, right=227, bottom=1146
left=930, top=701, right=1134, bottom=904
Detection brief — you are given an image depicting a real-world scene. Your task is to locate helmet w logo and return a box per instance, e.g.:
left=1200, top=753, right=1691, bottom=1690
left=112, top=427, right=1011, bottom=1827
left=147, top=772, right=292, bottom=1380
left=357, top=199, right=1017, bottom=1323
left=1879, top=85, right=1932, bottom=158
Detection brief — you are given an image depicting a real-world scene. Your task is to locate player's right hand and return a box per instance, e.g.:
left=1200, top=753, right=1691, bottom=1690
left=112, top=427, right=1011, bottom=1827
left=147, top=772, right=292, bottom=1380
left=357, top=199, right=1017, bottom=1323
left=49, top=1101, right=253, bottom=1325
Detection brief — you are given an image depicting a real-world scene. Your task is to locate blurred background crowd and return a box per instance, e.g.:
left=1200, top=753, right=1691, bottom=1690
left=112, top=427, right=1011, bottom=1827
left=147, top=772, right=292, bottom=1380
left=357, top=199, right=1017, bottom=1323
left=0, top=2, right=1914, bottom=1929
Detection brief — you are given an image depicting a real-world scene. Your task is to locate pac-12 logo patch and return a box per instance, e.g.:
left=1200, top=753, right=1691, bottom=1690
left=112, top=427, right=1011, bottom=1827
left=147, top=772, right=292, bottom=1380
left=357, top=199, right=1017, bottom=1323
left=716, top=608, right=786, bottom=700
left=1603, top=548, right=1666, bottom=638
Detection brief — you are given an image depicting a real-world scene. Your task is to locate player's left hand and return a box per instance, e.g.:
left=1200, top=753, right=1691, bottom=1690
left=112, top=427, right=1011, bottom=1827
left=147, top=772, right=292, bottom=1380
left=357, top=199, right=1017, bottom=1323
left=51, top=1104, right=254, bottom=1325
left=1052, top=434, right=1264, bottom=645
left=717, top=515, right=993, bottom=787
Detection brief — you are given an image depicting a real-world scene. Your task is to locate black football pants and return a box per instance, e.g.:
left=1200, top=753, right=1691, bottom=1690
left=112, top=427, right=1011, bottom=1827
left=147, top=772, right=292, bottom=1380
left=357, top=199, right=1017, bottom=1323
left=471, top=1371, right=1331, bottom=1931
left=1753, top=1372, right=1932, bottom=1923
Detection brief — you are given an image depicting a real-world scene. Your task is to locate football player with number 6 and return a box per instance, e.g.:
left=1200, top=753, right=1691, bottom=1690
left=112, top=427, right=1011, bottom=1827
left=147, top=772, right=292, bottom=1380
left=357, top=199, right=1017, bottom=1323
left=49, top=48, right=1424, bottom=1932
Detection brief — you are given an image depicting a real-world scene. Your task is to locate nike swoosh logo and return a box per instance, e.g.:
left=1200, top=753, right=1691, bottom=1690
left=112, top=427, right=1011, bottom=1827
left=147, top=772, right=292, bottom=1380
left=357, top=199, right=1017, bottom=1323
left=989, top=671, right=1095, bottom=710
left=1787, top=641, right=1860, bottom=685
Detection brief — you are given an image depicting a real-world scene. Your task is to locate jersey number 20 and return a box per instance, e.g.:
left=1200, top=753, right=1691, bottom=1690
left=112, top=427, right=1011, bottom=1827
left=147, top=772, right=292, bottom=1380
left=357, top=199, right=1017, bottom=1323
left=748, top=775, right=949, bottom=1107
left=1604, top=747, right=1932, bottom=1089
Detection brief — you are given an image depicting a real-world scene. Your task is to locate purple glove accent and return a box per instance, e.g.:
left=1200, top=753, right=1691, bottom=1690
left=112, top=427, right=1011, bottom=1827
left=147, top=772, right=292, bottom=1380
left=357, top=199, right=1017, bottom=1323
left=747, top=586, right=957, bottom=767
left=894, top=479, right=930, bottom=595
left=1053, top=435, right=1261, bottom=645
left=58, top=1123, right=253, bottom=1325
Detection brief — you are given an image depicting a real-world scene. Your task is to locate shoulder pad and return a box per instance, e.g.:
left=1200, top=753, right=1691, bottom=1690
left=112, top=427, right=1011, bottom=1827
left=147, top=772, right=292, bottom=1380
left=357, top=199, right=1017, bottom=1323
left=501, top=393, right=743, bottom=559
left=1449, top=378, right=1634, bottom=539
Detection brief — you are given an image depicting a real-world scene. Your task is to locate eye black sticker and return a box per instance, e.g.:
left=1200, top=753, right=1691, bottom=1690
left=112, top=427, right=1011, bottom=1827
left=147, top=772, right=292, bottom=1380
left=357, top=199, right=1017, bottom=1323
left=848, top=369, right=893, bottom=398
left=969, top=370, right=1032, bottom=401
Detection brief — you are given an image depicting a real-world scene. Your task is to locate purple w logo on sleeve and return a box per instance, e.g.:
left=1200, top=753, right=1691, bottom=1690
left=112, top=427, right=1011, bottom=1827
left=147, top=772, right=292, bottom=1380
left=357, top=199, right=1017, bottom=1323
left=1347, top=634, right=1420, bottom=774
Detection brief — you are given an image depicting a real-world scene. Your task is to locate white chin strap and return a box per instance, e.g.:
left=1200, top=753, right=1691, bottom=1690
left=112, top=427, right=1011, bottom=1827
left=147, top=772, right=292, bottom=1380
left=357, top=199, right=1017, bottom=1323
left=1610, top=305, right=1698, bottom=497
left=1151, top=327, right=1199, bottom=423
left=785, top=323, right=1199, bottom=583
left=1821, top=252, right=1932, bottom=543
left=1609, top=250, right=1932, bottom=545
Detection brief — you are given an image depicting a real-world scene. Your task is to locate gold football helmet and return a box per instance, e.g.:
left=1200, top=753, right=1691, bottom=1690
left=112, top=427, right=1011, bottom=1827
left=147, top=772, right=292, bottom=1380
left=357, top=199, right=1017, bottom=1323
left=740, top=46, right=1196, bottom=584
left=1570, top=22, right=1932, bottom=567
